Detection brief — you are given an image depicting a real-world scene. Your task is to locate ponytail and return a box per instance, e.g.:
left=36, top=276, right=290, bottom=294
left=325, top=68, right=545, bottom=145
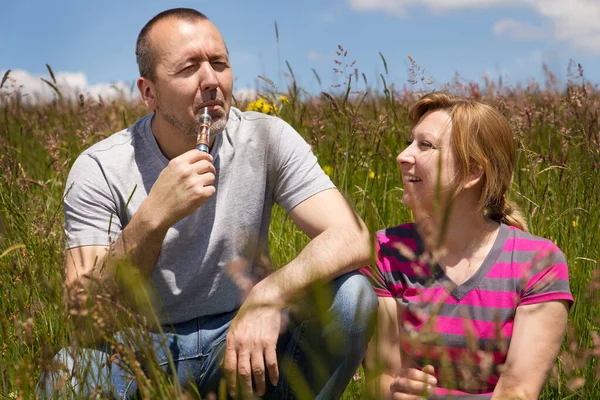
left=486, top=195, right=528, bottom=232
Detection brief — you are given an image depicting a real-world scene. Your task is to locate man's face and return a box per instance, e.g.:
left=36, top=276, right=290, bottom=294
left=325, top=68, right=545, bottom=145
left=149, top=17, right=233, bottom=137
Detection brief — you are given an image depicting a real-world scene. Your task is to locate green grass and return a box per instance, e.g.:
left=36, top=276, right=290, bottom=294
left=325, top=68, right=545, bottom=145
left=1, top=63, right=599, bottom=399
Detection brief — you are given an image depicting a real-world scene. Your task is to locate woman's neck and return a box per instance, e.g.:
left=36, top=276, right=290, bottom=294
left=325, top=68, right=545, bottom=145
left=415, top=196, right=500, bottom=258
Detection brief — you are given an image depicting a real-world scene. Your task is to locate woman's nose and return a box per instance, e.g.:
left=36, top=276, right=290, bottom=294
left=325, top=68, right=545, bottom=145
left=396, top=147, right=415, bottom=166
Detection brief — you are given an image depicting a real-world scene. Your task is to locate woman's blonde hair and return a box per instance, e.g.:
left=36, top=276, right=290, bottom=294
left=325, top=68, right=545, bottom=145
left=408, top=92, right=528, bottom=231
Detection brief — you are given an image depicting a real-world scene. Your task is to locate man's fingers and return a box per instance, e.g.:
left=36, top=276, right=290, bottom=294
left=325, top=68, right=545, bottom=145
left=182, top=148, right=214, bottom=163
left=237, top=350, right=253, bottom=399
left=199, top=171, right=216, bottom=187
left=264, top=345, right=279, bottom=386
left=250, top=350, right=266, bottom=396
left=223, top=344, right=238, bottom=397
left=192, top=159, right=216, bottom=176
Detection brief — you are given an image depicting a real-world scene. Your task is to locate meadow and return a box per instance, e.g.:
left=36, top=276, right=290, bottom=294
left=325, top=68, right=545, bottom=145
left=1, top=54, right=599, bottom=399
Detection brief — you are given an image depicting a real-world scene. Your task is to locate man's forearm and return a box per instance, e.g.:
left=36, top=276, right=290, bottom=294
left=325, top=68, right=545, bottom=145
left=87, top=202, right=169, bottom=285
left=251, top=225, right=371, bottom=307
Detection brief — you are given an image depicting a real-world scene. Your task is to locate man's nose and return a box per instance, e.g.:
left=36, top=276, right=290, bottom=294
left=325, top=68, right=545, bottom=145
left=199, top=63, right=218, bottom=92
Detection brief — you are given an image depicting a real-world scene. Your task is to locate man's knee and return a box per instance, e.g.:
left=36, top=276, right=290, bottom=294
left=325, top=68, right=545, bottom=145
left=330, top=271, right=378, bottom=338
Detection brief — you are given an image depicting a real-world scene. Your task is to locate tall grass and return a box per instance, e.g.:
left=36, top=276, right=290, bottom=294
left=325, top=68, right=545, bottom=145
left=1, top=56, right=599, bottom=399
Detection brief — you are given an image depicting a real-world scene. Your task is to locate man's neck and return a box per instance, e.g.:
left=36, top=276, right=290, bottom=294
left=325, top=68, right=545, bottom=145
left=151, top=113, right=196, bottom=160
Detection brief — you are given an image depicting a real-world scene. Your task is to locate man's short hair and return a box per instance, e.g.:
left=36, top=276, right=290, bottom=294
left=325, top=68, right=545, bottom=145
left=136, top=8, right=209, bottom=81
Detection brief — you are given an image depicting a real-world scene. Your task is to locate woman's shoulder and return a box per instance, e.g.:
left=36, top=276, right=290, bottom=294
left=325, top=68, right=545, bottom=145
left=503, top=224, right=564, bottom=254
left=502, top=225, right=568, bottom=271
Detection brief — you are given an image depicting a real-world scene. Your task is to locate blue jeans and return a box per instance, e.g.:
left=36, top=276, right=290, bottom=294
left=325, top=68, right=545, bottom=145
left=39, top=272, right=377, bottom=399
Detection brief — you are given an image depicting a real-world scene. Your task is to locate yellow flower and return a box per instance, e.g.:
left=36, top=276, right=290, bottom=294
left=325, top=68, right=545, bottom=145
left=246, top=98, right=278, bottom=115
left=572, top=216, right=579, bottom=228
left=323, top=165, right=333, bottom=177
left=279, top=95, right=290, bottom=104
left=368, top=171, right=376, bottom=179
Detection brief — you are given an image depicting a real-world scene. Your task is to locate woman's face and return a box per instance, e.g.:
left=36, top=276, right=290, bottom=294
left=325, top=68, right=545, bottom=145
left=396, top=110, right=460, bottom=218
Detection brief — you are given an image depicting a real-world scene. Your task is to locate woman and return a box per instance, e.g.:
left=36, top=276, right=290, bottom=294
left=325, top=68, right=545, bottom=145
left=362, top=92, right=573, bottom=399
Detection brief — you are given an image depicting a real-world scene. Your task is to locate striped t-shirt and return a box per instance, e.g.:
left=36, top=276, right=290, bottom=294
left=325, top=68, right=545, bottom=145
left=361, top=223, right=573, bottom=397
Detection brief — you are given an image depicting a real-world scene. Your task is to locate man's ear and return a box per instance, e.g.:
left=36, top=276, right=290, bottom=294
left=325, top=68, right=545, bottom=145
left=463, top=163, right=484, bottom=189
left=137, top=77, right=158, bottom=111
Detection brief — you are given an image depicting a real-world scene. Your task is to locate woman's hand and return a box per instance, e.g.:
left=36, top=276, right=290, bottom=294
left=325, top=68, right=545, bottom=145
left=389, top=364, right=437, bottom=400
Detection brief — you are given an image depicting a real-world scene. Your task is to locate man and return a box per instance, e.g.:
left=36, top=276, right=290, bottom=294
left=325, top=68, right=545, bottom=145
left=40, top=8, right=377, bottom=399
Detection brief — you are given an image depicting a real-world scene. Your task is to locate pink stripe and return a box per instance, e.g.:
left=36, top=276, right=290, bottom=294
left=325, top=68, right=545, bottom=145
left=434, top=316, right=513, bottom=339
left=373, top=288, right=394, bottom=297
left=525, top=265, right=569, bottom=287
left=402, top=342, right=506, bottom=365
left=520, top=292, right=574, bottom=306
left=387, top=283, right=405, bottom=296
left=487, top=262, right=531, bottom=278
left=377, top=233, right=418, bottom=250
left=403, top=286, right=519, bottom=309
left=488, top=262, right=570, bottom=282
left=358, top=266, right=374, bottom=277
left=435, top=387, right=493, bottom=395
left=377, top=253, right=432, bottom=278
left=502, top=236, right=551, bottom=252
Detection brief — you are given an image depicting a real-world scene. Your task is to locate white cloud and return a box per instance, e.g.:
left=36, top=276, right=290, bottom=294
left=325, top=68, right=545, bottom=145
left=493, top=19, right=546, bottom=41
left=0, top=70, right=260, bottom=106
left=233, top=87, right=257, bottom=102
left=0, top=69, right=137, bottom=103
left=308, top=50, right=326, bottom=61
left=347, top=0, right=515, bottom=17
left=347, top=0, right=600, bottom=53
left=532, top=0, right=600, bottom=52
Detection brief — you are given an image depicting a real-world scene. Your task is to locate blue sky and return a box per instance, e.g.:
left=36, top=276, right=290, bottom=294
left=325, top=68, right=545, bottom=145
left=2, top=0, right=600, bottom=100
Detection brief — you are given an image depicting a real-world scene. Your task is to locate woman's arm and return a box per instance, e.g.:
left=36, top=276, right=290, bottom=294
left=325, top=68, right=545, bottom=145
left=492, top=300, right=569, bottom=400
left=364, top=297, right=403, bottom=399
left=364, top=297, right=436, bottom=399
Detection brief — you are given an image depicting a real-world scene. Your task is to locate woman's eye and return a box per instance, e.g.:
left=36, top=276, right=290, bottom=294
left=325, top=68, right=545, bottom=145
left=419, top=141, right=433, bottom=149
left=405, top=139, right=413, bottom=146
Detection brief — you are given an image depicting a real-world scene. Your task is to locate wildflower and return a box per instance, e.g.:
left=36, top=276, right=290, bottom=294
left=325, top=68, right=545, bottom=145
left=246, top=98, right=278, bottom=115
left=323, top=165, right=333, bottom=177
left=353, top=371, right=362, bottom=381
left=279, top=95, right=290, bottom=104
left=368, top=171, right=376, bottom=179
left=572, top=216, right=579, bottom=228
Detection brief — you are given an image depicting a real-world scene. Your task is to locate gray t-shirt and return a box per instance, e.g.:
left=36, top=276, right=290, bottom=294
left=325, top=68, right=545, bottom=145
left=64, top=107, right=335, bottom=324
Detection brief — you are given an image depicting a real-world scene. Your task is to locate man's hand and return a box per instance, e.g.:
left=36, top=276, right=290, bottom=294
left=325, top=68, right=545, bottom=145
left=143, top=149, right=216, bottom=229
left=389, top=365, right=437, bottom=400
left=223, top=284, right=283, bottom=398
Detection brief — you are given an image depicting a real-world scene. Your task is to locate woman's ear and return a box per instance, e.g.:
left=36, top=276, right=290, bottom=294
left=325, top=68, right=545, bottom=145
left=463, top=163, right=484, bottom=189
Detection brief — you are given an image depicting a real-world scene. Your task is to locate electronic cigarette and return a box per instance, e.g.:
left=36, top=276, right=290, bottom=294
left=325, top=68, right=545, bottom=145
left=196, top=107, right=212, bottom=153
